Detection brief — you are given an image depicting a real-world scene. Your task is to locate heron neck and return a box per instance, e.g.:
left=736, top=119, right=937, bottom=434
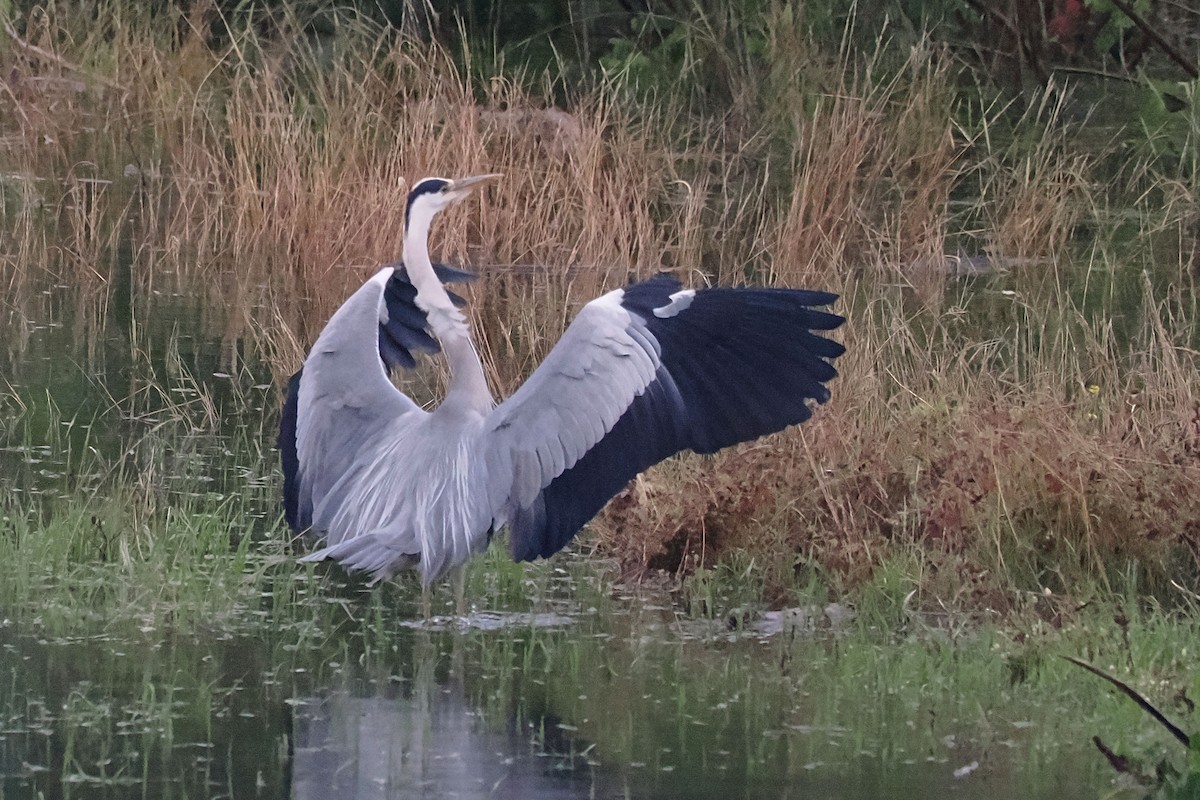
left=403, top=219, right=494, bottom=415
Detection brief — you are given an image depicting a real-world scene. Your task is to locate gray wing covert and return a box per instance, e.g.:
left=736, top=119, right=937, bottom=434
left=482, top=289, right=660, bottom=527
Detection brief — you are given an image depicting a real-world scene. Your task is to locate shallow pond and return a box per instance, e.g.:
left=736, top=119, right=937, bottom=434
left=0, top=566, right=1113, bottom=800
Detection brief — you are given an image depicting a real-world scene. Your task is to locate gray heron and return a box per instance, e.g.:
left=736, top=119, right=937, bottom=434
left=279, top=174, right=846, bottom=609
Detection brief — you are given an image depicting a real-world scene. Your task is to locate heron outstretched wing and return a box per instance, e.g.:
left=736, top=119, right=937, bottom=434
left=280, top=264, right=474, bottom=532
left=483, top=275, right=845, bottom=562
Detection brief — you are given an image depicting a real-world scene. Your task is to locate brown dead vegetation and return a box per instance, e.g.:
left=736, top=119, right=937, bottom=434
left=2, top=8, right=1198, bottom=611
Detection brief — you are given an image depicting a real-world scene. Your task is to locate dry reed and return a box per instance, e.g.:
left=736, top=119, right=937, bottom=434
left=2, top=5, right=1198, bottom=610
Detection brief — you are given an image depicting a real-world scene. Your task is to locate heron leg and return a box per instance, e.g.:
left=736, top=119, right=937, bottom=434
left=420, top=586, right=432, bottom=622
left=451, top=564, right=468, bottom=617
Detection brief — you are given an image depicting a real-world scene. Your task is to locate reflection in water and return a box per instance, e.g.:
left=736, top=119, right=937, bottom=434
left=291, top=690, right=607, bottom=800
left=289, top=626, right=619, bottom=799
left=291, top=629, right=618, bottom=800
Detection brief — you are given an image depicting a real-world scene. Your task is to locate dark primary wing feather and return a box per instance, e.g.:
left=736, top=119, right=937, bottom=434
left=279, top=262, right=474, bottom=533
left=279, top=369, right=308, bottom=531
left=505, top=275, right=845, bottom=562
left=377, top=262, right=475, bottom=371
left=619, top=278, right=843, bottom=452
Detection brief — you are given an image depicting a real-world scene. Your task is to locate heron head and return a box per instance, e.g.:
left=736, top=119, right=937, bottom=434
left=405, top=174, right=502, bottom=231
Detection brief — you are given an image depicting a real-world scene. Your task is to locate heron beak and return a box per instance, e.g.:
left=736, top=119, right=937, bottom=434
left=445, top=173, right=502, bottom=200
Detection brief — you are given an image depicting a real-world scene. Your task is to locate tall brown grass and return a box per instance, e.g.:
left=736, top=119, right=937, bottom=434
left=2, top=5, right=1198, bottom=610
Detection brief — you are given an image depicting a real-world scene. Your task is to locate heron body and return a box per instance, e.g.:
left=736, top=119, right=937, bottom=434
left=281, top=175, right=846, bottom=590
left=290, top=266, right=495, bottom=585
